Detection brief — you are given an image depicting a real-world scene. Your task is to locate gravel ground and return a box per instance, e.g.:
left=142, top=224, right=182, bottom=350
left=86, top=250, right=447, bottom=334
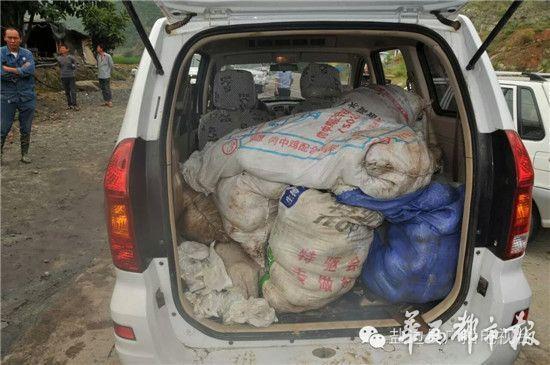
left=1, top=81, right=130, bottom=361
left=1, top=82, right=548, bottom=363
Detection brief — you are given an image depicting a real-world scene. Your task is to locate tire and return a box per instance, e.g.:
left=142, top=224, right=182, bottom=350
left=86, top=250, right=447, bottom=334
left=528, top=205, right=540, bottom=242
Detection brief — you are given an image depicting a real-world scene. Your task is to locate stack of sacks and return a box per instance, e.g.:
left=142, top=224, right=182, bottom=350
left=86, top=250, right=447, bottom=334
left=182, top=88, right=435, bottom=200
left=335, top=182, right=465, bottom=304
left=336, top=85, right=443, bottom=171
left=213, top=173, right=286, bottom=267
left=178, top=241, right=277, bottom=327
left=261, top=187, right=382, bottom=313
left=336, top=84, right=426, bottom=128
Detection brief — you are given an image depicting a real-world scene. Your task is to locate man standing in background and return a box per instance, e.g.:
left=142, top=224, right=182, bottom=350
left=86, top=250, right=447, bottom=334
left=96, top=44, right=113, bottom=107
left=56, top=44, right=79, bottom=110
left=275, top=70, right=293, bottom=98
left=1, top=27, right=36, bottom=164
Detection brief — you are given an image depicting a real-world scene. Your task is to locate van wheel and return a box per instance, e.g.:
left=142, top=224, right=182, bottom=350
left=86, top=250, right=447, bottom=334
left=528, top=206, right=540, bottom=243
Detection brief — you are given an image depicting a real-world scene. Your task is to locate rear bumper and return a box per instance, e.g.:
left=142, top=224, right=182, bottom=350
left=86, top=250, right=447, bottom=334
left=110, top=248, right=532, bottom=364
left=533, top=186, right=550, bottom=227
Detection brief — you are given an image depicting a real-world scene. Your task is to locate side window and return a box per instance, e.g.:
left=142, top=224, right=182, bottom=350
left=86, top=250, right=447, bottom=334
left=422, top=47, right=457, bottom=114
left=327, top=62, right=352, bottom=87
left=360, top=62, right=371, bottom=87
left=518, top=87, right=545, bottom=141
left=189, top=54, right=201, bottom=84
left=501, top=87, right=514, bottom=115
left=379, top=49, right=408, bottom=88
left=174, top=53, right=203, bottom=142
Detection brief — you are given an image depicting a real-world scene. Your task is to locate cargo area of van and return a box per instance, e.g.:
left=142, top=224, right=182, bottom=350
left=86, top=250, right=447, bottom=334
left=165, top=27, right=473, bottom=337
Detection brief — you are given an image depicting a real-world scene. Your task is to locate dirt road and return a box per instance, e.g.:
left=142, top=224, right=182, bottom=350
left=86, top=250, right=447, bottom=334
left=1, top=81, right=130, bottom=361
left=1, top=80, right=549, bottom=363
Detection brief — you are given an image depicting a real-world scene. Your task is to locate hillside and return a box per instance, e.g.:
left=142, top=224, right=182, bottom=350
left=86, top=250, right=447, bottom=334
left=113, top=1, right=549, bottom=72
left=462, top=0, right=550, bottom=72
left=115, top=1, right=162, bottom=57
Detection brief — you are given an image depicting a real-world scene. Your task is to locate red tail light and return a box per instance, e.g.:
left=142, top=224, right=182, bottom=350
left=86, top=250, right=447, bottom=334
left=504, top=131, right=534, bottom=259
left=113, top=322, right=136, bottom=340
left=104, top=138, right=142, bottom=272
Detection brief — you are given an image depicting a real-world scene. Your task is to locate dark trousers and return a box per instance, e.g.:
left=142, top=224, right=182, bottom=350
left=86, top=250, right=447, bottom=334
left=99, top=78, right=112, bottom=102
left=277, top=88, right=291, bottom=97
left=61, top=77, right=77, bottom=106
left=1, top=98, right=35, bottom=153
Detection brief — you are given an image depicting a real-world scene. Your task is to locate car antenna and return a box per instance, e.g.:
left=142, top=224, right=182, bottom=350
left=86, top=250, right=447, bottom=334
left=466, top=0, right=523, bottom=71
left=122, top=0, right=165, bottom=75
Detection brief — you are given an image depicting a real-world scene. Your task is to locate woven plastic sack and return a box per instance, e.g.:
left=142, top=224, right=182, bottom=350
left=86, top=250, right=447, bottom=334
left=176, top=182, right=232, bottom=245
left=262, top=187, right=382, bottom=313
left=336, top=85, right=425, bottom=126
left=335, top=182, right=464, bottom=304
left=214, top=173, right=286, bottom=267
left=182, top=99, right=435, bottom=200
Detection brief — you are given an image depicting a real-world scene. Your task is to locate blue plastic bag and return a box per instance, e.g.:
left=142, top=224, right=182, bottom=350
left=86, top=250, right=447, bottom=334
left=336, top=183, right=465, bottom=304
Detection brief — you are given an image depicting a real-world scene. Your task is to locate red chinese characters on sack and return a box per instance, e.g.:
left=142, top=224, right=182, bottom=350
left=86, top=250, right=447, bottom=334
left=249, top=133, right=266, bottom=142
left=319, top=275, right=333, bottom=292
left=324, top=256, right=341, bottom=272
left=291, top=267, right=307, bottom=285
left=346, top=256, right=361, bottom=272
left=316, top=109, right=359, bottom=139
left=298, top=249, right=317, bottom=263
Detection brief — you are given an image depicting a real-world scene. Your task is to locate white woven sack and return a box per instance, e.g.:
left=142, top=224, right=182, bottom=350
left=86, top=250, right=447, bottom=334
left=336, top=84, right=426, bottom=126
left=263, top=187, right=382, bottom=313
left=214, top=173, right=286, bottom=267
left=182, top=100, right=434, bottom=199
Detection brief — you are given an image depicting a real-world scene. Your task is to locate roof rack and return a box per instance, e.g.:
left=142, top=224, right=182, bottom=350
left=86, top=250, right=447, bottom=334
left=495, top=71, right=550, bottom=81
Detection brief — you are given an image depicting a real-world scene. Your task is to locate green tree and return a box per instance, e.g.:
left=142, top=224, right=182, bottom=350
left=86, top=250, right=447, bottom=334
left=1, top=1, right=98, bottom=44
left=81, top=2, right=129, bottom=52
left=1, top=1, right=128, bottom=52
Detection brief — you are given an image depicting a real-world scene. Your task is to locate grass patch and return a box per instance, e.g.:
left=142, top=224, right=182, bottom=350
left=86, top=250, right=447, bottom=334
left=113, top=55, right=141, bottom=65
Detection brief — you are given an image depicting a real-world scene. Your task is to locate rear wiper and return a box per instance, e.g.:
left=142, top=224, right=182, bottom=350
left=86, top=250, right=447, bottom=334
left=122, top=0, right=164, bottom=75
left=466, top=0, right=523, bottom=71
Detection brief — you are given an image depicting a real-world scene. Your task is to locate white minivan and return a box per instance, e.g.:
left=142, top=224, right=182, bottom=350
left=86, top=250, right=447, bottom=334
left=105, top=1, right=535, bottom=363
left=498, top=72, right=550, bottom=241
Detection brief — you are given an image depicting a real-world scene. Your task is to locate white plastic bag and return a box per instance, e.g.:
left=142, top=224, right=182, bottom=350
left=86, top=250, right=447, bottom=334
left=179, top=241, right=277, bottom=327
left=178, top=241, right=232, bottom=294
left=185, top=288, right=277, bottom=327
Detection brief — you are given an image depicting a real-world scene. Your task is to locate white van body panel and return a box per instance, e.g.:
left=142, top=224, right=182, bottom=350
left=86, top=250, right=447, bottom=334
left=111, top=10, right=530, bottom=365
left=111, top=249, right=529, bottom=364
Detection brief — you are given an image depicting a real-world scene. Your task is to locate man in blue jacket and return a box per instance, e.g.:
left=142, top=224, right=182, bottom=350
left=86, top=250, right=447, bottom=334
left=1, top=27, right=36, bottom=163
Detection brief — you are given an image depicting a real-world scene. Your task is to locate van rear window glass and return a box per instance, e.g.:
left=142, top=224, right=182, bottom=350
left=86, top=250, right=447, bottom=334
left=220, top=62, right=351, bottom=100
left=380, top=49, right=408, bottom=88
left=423, top=48, right=458, bottom=114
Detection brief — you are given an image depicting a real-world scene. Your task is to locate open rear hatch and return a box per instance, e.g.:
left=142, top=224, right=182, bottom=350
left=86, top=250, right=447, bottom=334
left=154, top=0, right=467, bottom=22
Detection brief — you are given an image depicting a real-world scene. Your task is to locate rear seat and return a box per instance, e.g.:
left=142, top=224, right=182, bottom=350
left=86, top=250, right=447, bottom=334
left=293, top=63, right=343, bottom=114
left=198, top=69, right=271, bottom=149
